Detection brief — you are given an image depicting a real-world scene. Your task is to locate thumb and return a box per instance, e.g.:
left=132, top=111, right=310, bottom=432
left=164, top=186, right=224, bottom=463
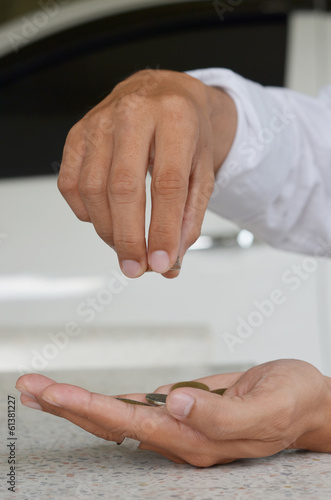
left=166, top=387, right=265, bottom=441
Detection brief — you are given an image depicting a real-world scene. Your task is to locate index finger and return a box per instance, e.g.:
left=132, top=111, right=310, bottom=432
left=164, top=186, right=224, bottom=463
left=40, top=383, right=175, bottom=439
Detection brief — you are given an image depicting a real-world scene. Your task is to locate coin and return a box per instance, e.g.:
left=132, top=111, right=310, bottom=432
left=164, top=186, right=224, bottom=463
left=116, top=384, right=228, bottom=408
left=169, top=256, right=181, bottom=270
left=145, top=393, right=167, bottom=406
left=170, top=381, right=210, bottom=392
left=116, top=397, right=152, bottom=406
left=210, top=388, right=227, bottom=395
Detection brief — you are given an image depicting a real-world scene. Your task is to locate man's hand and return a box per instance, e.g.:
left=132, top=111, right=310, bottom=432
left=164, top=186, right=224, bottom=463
left=16, top=359, right=331, bottom=467
left=58, top=69, right=237, bottom=278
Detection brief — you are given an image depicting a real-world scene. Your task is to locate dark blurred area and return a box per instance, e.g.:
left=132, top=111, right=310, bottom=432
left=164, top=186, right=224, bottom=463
left=0, top=0, right=330, bottom=179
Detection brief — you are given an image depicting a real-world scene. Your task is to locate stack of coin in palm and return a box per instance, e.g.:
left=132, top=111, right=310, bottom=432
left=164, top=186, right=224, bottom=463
left=116, top=381, right=227, bottom=407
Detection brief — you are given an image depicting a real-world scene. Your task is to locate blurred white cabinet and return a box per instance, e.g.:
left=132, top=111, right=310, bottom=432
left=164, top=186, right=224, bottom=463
left=286, top=10, right=331, bottom=95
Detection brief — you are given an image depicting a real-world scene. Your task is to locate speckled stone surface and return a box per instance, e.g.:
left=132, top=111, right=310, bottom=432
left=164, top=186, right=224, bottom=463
left=1, top=368, right=330, bottom=500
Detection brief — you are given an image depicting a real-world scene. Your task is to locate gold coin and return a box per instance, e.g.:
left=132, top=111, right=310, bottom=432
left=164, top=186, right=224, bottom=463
left=210, top=388, right=227, bottom=395
left=170, top=381, right=210, bottom=392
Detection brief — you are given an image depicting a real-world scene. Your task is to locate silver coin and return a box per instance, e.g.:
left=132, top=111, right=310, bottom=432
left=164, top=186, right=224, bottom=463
left=145, top=393, right=167, bottom=406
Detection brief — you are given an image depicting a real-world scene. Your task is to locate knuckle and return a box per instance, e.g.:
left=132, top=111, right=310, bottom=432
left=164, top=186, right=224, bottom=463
left=85, top=114, right=113, bottom=145
left=79, top=175, right=105, bottom=200
left=65, top=122, right=88, bottom=150
left=109, top=171, right=139, bottom=200
left=194, top=179, right=214, bottom=206
left=151, top=226, right=177, bottom=243
left=57, top=172, right=77, bottom=198
left=140, top=69, right=161, bottom=88
left=112, top=79, right=129, bottom=98
left=63, top=124, right=86, bottom=162
left=114, top=233, right=138, bottom=252
left=115, top=93, right=145, bottom=122
left=201, top=175, right=215, bottom=199
left=152, top=168, right=186, bottom=199
left=161, top=93, right=189, bottom=113
left=182, top=210, right=203, bottom=247
left=161, top=95, right=199, bottom=130
left=66, top=122, right=81, bottom=142
left=96, top=115, right=113, bottom=135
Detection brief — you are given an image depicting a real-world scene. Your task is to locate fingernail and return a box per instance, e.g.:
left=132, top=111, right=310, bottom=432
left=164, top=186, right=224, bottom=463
left=149, top=251, right=170, bottom=274
left=16, top=386, right=36, bottom=400
left=121, top=260, right=142, bottom=278
left=41, top=394, right=63, bottom=408
left=22, top=400, right=42, bottom=411
left=167, top=393, right=195, bottom=419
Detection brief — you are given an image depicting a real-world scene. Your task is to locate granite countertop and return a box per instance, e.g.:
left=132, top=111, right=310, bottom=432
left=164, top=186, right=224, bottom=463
left=1, top=367, right=330, bottom=500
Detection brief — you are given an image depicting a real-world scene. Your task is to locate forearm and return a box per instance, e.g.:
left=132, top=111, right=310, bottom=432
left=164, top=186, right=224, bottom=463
left=292, top=376, right=331, bottom=453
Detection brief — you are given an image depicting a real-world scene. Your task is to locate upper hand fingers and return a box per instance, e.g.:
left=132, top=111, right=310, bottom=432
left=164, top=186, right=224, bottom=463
left=178, top=140, right=215, bottom=257
left=77, top=115, right=115, bottom=247
left=148, top=96, right=198, bottom=274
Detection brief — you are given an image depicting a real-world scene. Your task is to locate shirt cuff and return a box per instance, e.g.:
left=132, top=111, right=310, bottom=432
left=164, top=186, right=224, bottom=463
left=185, top=68, right=295, bottom=227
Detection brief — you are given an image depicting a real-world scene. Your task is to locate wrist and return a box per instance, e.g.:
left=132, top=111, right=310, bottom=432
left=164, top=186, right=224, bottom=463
left=205, top=85, right=237, bottom=176
left=291, top=376, right=331, bottom=453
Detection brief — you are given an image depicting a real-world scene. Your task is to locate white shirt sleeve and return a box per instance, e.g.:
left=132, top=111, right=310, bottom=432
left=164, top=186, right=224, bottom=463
left=187, top=68, right=331, bottom=258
